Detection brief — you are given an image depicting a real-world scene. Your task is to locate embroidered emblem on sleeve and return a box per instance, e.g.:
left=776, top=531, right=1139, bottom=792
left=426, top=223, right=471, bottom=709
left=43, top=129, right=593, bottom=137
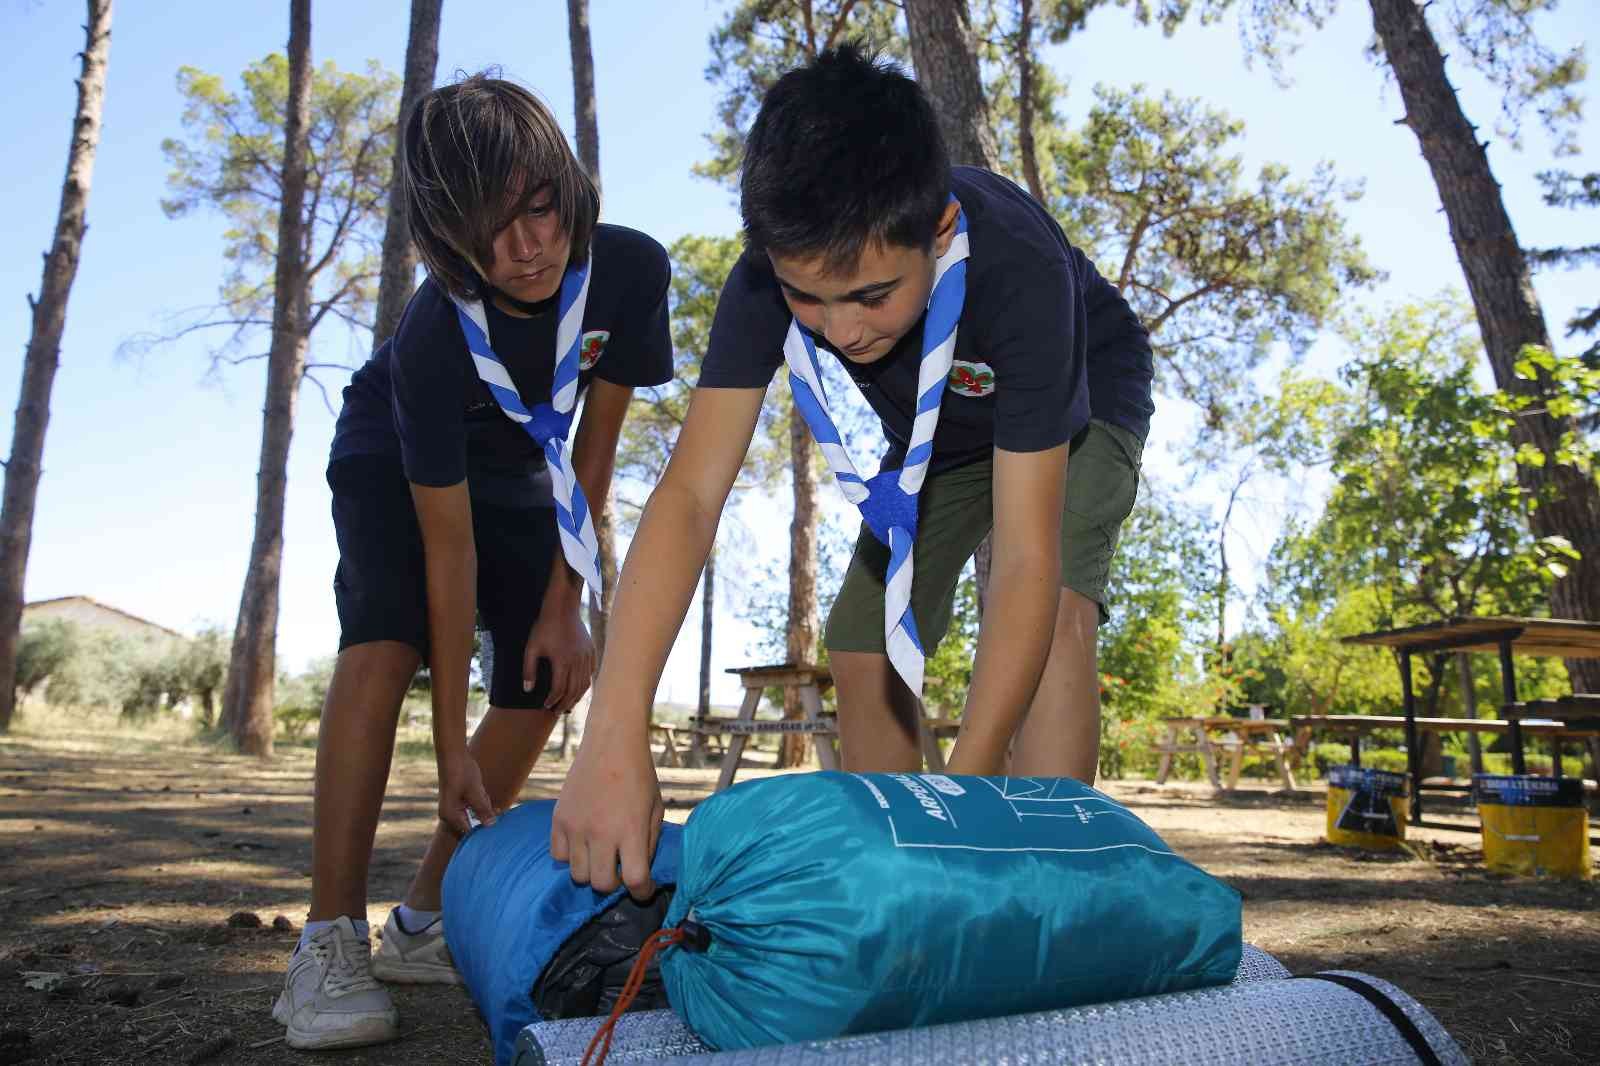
left=947, top=359, right=995, bottom=397
left=579, top=330, right=610, bottom=370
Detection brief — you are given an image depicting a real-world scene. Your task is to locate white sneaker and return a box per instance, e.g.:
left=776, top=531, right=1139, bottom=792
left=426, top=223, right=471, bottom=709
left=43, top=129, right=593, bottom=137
left=272, top=916, right=399, bottom=1050
left=370, top=907, right=464, bottom=986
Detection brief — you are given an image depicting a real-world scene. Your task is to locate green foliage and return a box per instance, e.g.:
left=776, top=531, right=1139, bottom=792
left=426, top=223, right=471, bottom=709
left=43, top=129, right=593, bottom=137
left=15, top=621, right=78, bottom=702
left=922, top=567, right=981, bottom=716
left=1494, top=343, right=1599, bottom=474
left=177, top=627, right=230, bottom=727
left=157, top=54, right=400, bottom=362
left=739, top=519, right=856, bottom=664
left=1238, top=0, right=1587, bottom=155
left=1239, top=582, right=1400, bottom=717
left=615, top=234, right=784, bottom=509
left=1530, top=168, right=1600, bottom=363
left=1314, top=298, right=1561, bottom=624
left=271, top=656, right=338, bottom=741
left=1243, top=297, right=1579, bottom=730
left=698, top=1, right=908, bottom=186
left=1052, top=86, right=1376, bottom=422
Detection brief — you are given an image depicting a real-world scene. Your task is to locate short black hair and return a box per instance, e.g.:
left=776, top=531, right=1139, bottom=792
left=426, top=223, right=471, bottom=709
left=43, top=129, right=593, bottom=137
left=740, top=45, right=950, bottom=273
left=403, top=74, right=599, bottom=301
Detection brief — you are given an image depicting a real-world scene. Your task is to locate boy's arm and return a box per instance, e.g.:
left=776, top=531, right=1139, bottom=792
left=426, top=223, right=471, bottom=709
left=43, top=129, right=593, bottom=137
left=552, top=384, right=766, bottom=897
left=943, top=442, right=1069, bottom=775
left=525, top=378, right=637, bottom=713
left=410, top=481, right=497, bottom=833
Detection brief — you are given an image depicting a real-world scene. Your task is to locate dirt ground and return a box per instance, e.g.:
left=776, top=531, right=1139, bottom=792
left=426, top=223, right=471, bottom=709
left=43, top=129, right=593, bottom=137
left=2, top=718, right=1597, bottom=1066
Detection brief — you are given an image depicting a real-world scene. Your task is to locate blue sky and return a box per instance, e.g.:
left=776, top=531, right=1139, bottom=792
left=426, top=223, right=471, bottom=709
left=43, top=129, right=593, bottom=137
left=0, top=1, right=1594, bottom=707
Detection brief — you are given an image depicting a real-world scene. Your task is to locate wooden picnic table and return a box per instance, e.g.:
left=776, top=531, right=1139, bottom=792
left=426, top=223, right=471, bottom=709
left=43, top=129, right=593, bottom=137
left=1290, top=714, right=1590, bottom=777
left=691, top=663, right=840, bottom=791
left=1500, top=695, right=1600, bottom=778
left=1155, top=716, right=1297, bottom=791
left=1341, top=617, right=1600, bottom=825
left=648, top=721, right=720, bottom=768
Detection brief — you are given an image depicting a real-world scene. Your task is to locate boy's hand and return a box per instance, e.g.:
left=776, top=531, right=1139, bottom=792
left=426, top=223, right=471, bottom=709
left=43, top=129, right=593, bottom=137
left=523, top=605, right=596, bottom=714
left=438, top=751, right=496, bottom=836
left=551, top=726, right=664, bottom=900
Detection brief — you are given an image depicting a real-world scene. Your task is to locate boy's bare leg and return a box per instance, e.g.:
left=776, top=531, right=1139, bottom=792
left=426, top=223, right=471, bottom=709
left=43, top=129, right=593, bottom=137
left=307, top=641, right=422, bottom=922
left=829, top=650, right=923, bottom=773
left=402, top=706, right=560, bottom=911
left=1009, top=588, right=1102, bottom=783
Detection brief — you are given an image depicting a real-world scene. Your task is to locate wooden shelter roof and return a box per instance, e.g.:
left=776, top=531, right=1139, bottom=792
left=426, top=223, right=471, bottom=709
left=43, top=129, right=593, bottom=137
left=1341, top=616, right=1600, bottom=658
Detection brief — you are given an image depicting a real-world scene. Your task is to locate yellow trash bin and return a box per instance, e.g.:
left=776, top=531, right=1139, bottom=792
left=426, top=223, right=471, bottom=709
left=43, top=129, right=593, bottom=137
left=1474, top=774, right=1592, bottom=880
left=1326, top=765, right=1408, bottom=851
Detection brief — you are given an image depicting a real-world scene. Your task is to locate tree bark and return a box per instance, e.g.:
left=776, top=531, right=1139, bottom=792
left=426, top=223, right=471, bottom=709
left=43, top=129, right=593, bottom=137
left=371, top=0, right=442, bottom=350
left=903, top=0, right=999, bottom=169
left=0, top=0, right=114, bottom=734
left=1418, top=652, right=1446, bottom=777
left=1015, top=0, right=1044, bottom=201
left=782, top=415, right=820, bottom=768
left=1370, top=0, right=1600, bottom=693
left=1457, top=652, right=1482, bottom=776
left=220, top=0, right=313, bottom=757
left=567, top=0, right=600, bottom=192
left=699, top=546, right=715, bottom=719
left=566, top=0, right=615, bottom=663
left=904, top=0, right=998, bottom=614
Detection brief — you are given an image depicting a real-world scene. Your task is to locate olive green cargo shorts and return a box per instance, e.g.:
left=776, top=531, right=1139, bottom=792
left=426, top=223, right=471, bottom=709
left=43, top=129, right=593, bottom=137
left=824, top=418, right=1144, bottom=654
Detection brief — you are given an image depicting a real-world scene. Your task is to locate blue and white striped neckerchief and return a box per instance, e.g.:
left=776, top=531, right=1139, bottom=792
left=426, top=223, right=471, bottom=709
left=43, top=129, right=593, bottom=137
left=784, top=206, right=970, bottom=695
left=448, top=256, right=602, bottom=596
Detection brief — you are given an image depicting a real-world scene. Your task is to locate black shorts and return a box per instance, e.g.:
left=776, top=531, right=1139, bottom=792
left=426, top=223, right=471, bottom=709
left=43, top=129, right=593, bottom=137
left=328, top=454, right=559, bottom=710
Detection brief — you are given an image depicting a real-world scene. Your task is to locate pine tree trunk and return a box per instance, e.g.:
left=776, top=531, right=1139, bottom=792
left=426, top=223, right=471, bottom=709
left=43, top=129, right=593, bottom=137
left=1419, top=653, right=1446, bottom=777
left=566, top=0, right=614, bottom=662
left=1457, top=652, right=1483, bottom=776
left=903, top=0, right=998, bottom=169
left=974, top=539, right=992, bottom=616
left=567, top=0, right=600, bottom=192
left=905, top=0, right=998, bottom=615
left=1015, top=0, right=1044, bottom=201
left=220, top=0, right=313, bottom=757
left=699, top=547, right=715, bottom=719
left=371, top=0, right=442, bottom=349
left=0, top=0, right=114, bottom=734
left=782, top=416, right=820, bottom=768
left=1370, top=0, right=1600, bottom=693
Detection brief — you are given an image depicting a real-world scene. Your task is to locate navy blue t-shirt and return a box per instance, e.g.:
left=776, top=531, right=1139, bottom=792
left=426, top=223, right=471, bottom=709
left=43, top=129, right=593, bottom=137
left=697, top=168, right=1154, bottom=474
left=331, top=223, right=673, bottom=507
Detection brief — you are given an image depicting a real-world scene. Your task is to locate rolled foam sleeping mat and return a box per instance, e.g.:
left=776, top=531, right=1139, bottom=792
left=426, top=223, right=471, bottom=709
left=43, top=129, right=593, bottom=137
left=511, top=945, right=1401, bottom=1066
left=512, top=948, right=1282, bottom=1065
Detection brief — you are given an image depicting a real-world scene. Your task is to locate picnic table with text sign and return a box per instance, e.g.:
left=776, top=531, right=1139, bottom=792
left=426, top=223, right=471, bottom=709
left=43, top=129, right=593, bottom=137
left=1334, top=617, right=1600, bottom=825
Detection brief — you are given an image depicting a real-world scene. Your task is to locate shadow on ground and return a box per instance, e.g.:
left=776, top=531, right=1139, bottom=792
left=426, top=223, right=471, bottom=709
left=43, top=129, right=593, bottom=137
left=2, top=725, right=1596, bottom=1065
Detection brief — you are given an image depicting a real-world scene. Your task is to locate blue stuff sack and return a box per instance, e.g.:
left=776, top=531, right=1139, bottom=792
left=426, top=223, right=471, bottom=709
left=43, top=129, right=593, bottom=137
left=659, top=773, right=1241, bottom=1050
left=442, top=800, right=683, bottom=1066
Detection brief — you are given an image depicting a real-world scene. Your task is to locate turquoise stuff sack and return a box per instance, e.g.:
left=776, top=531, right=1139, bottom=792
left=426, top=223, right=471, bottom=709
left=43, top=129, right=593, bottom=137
left=659, top=773, right=1241, bottom=1050
left=442, top=800, right=683, bottom=1066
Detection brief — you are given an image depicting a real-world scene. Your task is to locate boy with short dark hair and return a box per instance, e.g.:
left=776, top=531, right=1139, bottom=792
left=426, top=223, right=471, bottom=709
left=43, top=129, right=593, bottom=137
left=553, top=46, right=1152, bottom=900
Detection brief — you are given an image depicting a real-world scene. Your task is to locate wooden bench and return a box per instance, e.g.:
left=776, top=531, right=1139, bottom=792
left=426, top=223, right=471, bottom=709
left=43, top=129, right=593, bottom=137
left=1290, top=713, right=1596, bottom=778
left=1501, top=696, right=1600, bottom=778
left=692, top=663, right=840, bottom=791
left=648, top=722, right=703, bottom=768
left=1155, top=717, right=1297, bottom=791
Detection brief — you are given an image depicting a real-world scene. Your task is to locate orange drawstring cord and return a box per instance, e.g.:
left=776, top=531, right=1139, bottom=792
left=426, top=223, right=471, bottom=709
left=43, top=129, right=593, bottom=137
left=581, top=925, right=689, bottom=1066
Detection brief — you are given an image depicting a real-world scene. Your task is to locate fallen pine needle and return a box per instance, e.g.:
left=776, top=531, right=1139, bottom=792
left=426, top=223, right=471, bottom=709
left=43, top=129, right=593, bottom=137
left=248, top=1036, right=284, bottom=1050
left=1518, top=973, right=1600, bottom=992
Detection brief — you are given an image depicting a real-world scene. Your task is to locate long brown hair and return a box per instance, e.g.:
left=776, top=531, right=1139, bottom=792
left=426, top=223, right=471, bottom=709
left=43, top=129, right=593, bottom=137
left=402, top=74, right=599, bottom=300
